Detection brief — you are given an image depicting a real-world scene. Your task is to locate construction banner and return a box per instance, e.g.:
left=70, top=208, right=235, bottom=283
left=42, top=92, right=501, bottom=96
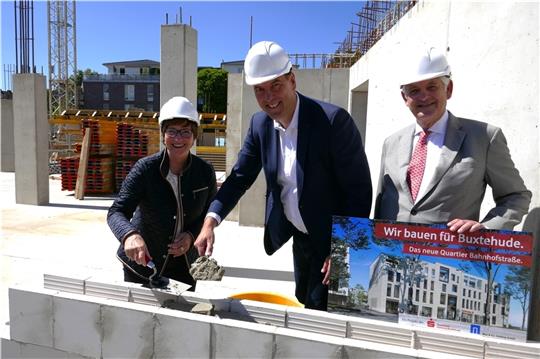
left=329, top=217, right=533, bottom=342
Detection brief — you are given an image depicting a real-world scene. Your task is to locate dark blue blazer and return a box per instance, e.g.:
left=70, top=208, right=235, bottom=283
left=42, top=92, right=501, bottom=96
left=209, top=93, right=372, bottom=257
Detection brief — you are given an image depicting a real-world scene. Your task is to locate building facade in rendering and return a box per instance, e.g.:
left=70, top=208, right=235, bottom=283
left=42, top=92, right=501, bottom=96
left=367, top=255, right=510, bottom=327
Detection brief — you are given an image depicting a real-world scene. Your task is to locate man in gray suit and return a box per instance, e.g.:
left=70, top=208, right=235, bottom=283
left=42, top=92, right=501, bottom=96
left=375, top=48, right=531, bottom=232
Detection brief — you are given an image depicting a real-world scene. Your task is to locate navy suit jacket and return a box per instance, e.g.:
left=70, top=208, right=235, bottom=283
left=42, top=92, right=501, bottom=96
left=209, top=93, right=372, bottom=257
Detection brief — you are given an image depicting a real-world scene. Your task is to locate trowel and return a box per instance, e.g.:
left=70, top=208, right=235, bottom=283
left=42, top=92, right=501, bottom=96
left=145, top=258, right=192, bottom=296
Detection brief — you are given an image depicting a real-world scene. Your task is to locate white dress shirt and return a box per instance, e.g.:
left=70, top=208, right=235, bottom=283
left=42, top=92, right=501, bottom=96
left=207, top=94, right=308, bottom=234
left=413, top=110, right=449, bottom=202
left=274, top=94, right=308, bottom=233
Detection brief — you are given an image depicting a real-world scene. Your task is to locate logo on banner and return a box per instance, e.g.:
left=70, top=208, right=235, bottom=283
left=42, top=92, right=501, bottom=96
left=470, top=324, right=481, bottom=334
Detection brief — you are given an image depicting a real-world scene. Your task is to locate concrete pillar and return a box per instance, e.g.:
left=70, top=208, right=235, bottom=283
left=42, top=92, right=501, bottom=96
left=350, top=81, right=369, bottom=147
left=160, top=24, right=197, bottom=107
left=12, top=74, right=49, bottom=205
left=0, top=95, right=15, bottom=172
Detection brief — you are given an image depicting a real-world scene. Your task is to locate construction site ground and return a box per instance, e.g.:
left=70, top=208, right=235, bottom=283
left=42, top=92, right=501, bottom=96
left=0, top=171, right=295, bottom=341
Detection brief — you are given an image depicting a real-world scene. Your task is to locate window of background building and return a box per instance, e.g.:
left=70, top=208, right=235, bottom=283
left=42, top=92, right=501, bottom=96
left=437, top=307, right=445, bottom=319
left=442, top=283, right=447, bottom=292
left=452, top=284, right=457, bottom=293
left=440, top=293, right=446, bottom=305
left=387, top=283, right=392, bottom=297
left=124, top=104, right=133, bottom=111
left=421, top=306, right=432, bottom=317
left=463, top=288, right=466, bottom=296
left=410, top=305, right=418, bottom=315
left=147, top=84, right=154, bottom=102
left=396, top=272, right=401, bottom=282
left=119, top=67, right=125, bottom=74
left=124, top=84, right=135, bottom=101
left=394, top=285, right=399, bottom=298
left=430, top=292, right=433, bottom=304
left=462, top=298, right=465, bottom=307
left=423, top=279, right=427, bottom=289
left=439, top=267, right=449, bottom=283
left=422, top=291, right=426, bottom=303
left=103, top=84, right=109, bottom=101
left=415, top=289, right=420, bottom=302
left=430, top=281, right=434, bottom=291
left=387, top=270, right=394, bottom=282
left=451, top=274, right=455, bottom=281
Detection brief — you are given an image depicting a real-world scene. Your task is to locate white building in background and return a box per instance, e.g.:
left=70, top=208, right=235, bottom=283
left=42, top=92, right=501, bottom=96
left=367, top=254, right=510, bottom=328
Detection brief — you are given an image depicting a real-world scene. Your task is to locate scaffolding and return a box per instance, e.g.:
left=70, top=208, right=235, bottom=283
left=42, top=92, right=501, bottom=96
left=48, top=0, right=78, bottom=117
left=289, top=1, right=417, bottom=69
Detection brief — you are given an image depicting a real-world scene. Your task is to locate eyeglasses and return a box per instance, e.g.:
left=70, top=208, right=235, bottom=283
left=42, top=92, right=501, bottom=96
left=165, top=128, right=193, bottom=138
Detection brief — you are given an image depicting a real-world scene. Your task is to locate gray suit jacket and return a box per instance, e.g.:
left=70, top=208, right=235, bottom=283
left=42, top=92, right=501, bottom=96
left=374, top=112, right=531, bottom=230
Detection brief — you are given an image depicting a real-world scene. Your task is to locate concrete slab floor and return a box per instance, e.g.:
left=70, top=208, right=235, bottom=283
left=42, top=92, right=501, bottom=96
left=0, top=172, right=295, bottom=340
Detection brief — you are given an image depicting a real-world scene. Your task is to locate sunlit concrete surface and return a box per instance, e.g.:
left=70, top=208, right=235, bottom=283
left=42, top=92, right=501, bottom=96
left=0, top=171, right=295, bottom=341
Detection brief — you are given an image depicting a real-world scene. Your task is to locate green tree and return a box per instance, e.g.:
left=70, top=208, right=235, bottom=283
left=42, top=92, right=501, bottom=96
left=197, top=68, right=227, bottom=113
left=504, top=265, right=531, bottom=330
left=74, top=68, right=98, bottom=87
left=329, top=236, right=349, bottom=292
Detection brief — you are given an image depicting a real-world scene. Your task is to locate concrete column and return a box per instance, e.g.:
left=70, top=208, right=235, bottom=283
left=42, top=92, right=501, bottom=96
left=160, top=24, right=197, bottom=107
left=0, top=95, right=15, bottom=172
left=12, top=74, right=49, bottom=205
left=350, top=81, right=369, bottom=147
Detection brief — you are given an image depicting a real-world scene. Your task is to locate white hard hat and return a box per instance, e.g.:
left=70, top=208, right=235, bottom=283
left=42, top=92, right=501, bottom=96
left=159, top=96, right=199, bottom=127
left=244, top=41, right=292, bottom=85
left=400, top=47, right=451, bottom=86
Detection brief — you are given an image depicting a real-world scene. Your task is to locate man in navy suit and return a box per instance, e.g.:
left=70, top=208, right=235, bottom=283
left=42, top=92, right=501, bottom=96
left=194, top=41, right=372, bottom=310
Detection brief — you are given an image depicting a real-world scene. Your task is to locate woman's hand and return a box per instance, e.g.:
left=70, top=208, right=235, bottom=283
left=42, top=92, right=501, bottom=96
left=124, top=233, right=151, bottom=265
left=168, top=232, right=194, bottom=257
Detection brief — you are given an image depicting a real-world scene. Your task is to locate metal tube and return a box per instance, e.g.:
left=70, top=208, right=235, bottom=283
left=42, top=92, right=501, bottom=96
left=14, top=1, right=18, bottom=73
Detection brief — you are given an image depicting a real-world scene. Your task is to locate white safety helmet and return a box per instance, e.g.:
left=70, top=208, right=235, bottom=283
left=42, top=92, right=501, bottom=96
left=400, top=47, right=451, bottom=87
left=244, top=41, right=292, bottom=86
left=158, top=96, right=199, bottom=128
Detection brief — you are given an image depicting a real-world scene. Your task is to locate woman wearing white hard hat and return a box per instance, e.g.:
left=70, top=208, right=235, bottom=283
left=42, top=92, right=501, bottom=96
left=108, top=96, right=217, bottom=287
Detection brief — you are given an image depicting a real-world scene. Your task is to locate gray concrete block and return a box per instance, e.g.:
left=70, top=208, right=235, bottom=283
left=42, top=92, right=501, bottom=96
left=213, top=319, right=275, bottom=358
left=154, top=308, right=216, bottom=358
left=52, top=296, right=102, bottom=358
left=8, top=287, right=53, bottom=348
left=286, top=307, right=347, bottom=337
left=1, top=338, right=87, bottom=358
left=230, top=299, right=286, bottom=327
left=101, top=304, right=155, bottom=358
left=343, top=337, right=418, bottom=359
left=274, top=327, right=343, bottom=358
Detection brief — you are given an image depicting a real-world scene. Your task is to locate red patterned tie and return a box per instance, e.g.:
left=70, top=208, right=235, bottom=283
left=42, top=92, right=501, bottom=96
left=407, top=130, right=429, bottom=202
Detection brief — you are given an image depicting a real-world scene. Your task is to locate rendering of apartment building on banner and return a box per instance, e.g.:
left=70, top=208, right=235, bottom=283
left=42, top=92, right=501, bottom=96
left=367, top=254, right=510, bottom=327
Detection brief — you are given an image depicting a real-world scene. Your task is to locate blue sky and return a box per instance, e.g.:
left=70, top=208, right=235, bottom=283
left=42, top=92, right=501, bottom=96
left=1, top=1, right=364, bottom=88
